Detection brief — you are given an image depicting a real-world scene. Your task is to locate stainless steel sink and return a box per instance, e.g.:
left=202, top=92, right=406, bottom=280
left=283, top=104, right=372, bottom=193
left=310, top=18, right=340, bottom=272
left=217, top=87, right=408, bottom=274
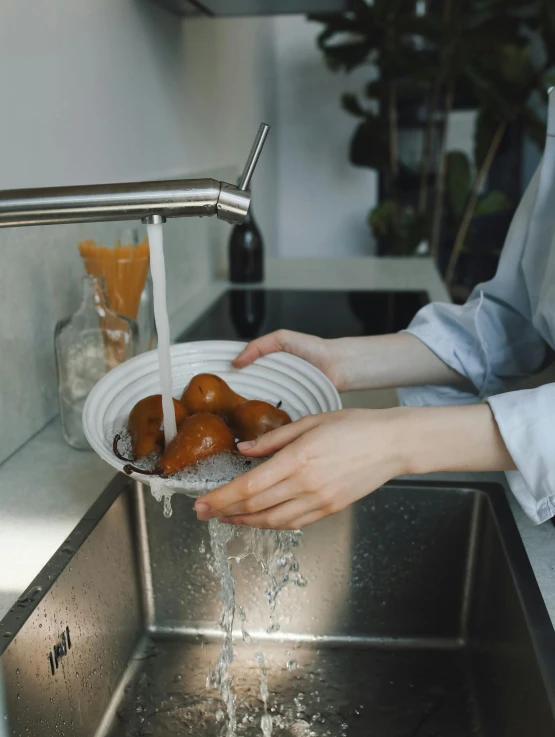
left=1, top=477, right=555, bottom=736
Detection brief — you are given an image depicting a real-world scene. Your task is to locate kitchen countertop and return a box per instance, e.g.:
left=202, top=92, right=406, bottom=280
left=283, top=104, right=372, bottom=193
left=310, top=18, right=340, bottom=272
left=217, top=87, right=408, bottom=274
left=1, top=256, right=554, bottom=631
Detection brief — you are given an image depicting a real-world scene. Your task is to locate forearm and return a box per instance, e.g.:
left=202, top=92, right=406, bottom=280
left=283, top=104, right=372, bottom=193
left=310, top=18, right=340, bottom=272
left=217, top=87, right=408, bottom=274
left=329, top=333, right=464, bottom=392
left=397, top=403, right=517, bottom=476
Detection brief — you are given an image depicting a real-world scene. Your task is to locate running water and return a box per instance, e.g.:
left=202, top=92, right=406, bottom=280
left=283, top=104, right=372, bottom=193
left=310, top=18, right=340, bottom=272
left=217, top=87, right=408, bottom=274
left=145, top=222, right=307, bottom=736
left=207, top=520, right=238, bottom=737
left=238, top=528, right=307, bottom=634
left=203, top=521, right=307, bottom=736
left=146, top=222, right=177, bottom=445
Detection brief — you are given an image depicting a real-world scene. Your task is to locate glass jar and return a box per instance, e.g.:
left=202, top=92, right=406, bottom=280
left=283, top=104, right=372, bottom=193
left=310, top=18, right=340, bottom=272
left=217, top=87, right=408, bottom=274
left=79, top=227, right=154, bottom=353
left=55, top=275, right=138, bottom=450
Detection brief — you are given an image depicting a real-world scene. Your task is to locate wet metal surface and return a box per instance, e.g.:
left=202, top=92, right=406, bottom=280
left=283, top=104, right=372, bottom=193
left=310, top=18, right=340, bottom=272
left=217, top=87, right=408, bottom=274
left=1, top=479, right=555, bottom=736
left=107, top=639, right=478, bottom=737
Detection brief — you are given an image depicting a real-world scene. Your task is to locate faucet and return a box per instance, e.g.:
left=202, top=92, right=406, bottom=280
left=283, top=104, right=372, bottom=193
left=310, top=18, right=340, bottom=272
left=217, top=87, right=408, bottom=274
left=0, top=123, right=270, bottom=228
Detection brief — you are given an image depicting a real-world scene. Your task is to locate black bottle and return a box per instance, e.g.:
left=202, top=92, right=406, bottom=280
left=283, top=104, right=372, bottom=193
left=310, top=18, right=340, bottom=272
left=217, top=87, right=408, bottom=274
left=228, top=202, right=264, bottom=283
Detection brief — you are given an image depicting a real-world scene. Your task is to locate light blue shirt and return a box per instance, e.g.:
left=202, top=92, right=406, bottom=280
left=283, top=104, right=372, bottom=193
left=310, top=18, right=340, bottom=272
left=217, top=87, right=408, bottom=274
left=399, top=116, right=555, bottom=525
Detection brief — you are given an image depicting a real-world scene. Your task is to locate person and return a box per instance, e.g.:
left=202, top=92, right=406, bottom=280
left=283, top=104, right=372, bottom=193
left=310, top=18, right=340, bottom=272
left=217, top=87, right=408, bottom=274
left=194, top=97, right=555, bottom=531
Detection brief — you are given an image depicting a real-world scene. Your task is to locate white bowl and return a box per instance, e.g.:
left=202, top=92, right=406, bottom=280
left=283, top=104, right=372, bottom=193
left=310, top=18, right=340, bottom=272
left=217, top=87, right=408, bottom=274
left=83, top=340, right=342, bottom=491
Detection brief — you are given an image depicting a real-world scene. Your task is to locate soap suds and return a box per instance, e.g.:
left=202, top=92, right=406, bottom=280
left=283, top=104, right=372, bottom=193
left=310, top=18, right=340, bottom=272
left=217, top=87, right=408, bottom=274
left=115, top=428, right=267, bottom=499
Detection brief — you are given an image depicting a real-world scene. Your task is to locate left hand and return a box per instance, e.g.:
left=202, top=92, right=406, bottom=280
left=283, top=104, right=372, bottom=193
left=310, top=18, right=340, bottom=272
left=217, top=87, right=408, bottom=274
left=194, top=408, right=408, bottom=529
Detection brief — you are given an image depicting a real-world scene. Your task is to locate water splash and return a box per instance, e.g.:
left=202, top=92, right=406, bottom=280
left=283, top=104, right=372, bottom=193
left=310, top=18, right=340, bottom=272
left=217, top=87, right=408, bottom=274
left=149, top=478, right=174, bottom=520
left=256, top=651, right=273, bottom=737
left=203, top=522, right=306, bottom=737
left=240, top=528, right=307, bottom=633
left=162, top=494, right=173, bottom=519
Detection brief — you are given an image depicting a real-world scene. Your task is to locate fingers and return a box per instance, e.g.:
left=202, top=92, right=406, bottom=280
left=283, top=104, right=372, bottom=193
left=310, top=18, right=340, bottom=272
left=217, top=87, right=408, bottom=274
left=232, top=331, right=289, bottom=368
left=285, top=510, right=325, bottom=529
left=220, top=495, right=317, bottom=530
left=237, top=415, right=322, bottom=456
left=194, top=446, right=296, bottom=518
left=206, top=477, right=301, bottom=519
left=195, top=416, right=324, bottom=519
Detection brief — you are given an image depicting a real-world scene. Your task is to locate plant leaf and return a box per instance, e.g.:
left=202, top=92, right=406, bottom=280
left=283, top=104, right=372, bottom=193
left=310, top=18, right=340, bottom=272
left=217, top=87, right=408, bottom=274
left=365, top=79, right=384, bottom=100
left=462, top=65, right=514, bottom=120
left=341, top=93, right=366, bottom=118
left=446, top=151, right=472, bottom=221
left=350, top=117, right=390, bottom=170
left=474, top=190, right=512, bottom=216
left=318, top=39, right=374, bottom=72
left=368, top=200, right=398, bottom=239
left=368, top=200, right=430, bottom=256
left=496, top=44, right=537, bottom=90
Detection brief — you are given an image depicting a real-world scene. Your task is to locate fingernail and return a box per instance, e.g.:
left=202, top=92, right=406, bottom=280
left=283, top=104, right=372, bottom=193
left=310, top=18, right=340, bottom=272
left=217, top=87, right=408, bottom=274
left=195, top=502, right=209, bottom=513
left=219, top=517, right=232, bottom=524
left=238, top=440, right=256, bottom=451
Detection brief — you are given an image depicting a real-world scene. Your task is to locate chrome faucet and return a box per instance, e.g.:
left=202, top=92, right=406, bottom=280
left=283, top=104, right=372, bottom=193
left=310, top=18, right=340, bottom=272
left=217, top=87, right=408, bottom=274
left=0, top=123, right=270, bottom=228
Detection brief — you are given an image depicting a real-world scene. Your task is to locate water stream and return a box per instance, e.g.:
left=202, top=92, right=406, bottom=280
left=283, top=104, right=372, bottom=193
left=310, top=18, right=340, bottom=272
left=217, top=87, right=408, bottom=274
left=146, top=222, right=177, bottom=444
left=147, top=223, right=306, bottom=736
left=204, top=522, right=307, bottom=736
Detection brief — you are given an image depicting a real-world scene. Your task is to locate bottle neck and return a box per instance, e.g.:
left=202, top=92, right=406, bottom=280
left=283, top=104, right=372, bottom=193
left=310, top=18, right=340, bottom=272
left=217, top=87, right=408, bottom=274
left=80, top=275, right=110, bottom=313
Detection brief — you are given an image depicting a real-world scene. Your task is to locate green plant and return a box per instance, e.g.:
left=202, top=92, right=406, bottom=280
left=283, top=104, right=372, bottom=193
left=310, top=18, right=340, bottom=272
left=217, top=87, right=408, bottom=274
left=444, top=149, right=512, bottom=277
left=369, top=200, right=429, bottom=256
left=310, top=0, right=555, bottom=284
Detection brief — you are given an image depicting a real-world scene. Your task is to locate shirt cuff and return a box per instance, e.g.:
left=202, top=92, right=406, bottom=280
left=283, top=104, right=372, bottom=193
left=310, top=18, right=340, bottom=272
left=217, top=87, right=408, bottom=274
left=487, top=385, right=555, bottom=525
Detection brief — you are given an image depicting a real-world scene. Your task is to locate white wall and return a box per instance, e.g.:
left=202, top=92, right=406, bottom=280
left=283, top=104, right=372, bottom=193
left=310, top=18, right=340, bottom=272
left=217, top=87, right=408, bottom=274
left=0, top=3, right=277, bottom=464
left=0, top=4, right=276, bottom=239
left=273, top=16, right=377, bottom=258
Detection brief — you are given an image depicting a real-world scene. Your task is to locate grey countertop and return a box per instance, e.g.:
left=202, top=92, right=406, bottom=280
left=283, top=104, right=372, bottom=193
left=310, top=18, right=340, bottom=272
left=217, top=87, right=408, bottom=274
left=1, top=256, right=554, bottom=629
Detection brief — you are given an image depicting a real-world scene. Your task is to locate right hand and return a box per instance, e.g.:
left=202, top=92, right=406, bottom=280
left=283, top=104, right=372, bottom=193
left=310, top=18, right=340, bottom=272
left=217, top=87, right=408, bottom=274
left=232, top=330, right=345, bottom=390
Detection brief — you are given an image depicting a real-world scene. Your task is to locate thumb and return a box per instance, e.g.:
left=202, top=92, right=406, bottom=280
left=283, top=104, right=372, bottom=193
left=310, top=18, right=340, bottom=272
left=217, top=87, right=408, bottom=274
left=232, top=331, right=292, bottom=368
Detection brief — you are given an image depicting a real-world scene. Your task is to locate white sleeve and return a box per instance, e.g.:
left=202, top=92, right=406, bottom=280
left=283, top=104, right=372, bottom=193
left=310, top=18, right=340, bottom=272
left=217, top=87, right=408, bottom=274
left=398, top=160, right=553, bottom=525
left=403, top=159, right=547, bottom=398
left=403, top=293, right=546, bottom=399
left=488, top=385, right=555, bottom=524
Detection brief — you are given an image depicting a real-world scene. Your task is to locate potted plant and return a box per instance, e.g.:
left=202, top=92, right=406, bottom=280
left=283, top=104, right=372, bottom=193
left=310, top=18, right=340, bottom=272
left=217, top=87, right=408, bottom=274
left=310, top=0, right=555, bottom=293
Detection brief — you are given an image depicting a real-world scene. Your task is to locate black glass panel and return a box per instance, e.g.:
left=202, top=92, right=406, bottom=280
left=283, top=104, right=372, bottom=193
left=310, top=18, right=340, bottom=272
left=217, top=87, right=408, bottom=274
left=178, top=289, right=429, bottom=343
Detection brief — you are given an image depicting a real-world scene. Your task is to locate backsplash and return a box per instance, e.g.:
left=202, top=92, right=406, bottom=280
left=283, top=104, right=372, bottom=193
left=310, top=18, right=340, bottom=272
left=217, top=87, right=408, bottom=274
left=0, top=166, right=235, bottom=466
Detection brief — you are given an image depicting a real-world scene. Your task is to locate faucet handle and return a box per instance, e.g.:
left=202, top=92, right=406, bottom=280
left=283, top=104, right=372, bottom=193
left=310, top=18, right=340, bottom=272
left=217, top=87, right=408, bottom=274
left=238, top=123, right=270, bottom=192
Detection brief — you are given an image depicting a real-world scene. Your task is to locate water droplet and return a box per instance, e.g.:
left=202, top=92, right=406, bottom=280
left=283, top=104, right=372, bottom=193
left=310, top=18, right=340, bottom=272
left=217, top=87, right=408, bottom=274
left=162, top=494, right=173, bottom=518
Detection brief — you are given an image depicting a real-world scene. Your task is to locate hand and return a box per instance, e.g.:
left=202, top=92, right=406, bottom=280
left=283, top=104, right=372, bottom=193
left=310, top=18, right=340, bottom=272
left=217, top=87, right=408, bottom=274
left=233, top=329, right=346, bottom=391
left=233, top=331, right=463, bottom=394
left=194, top=409, right=408, bottom=529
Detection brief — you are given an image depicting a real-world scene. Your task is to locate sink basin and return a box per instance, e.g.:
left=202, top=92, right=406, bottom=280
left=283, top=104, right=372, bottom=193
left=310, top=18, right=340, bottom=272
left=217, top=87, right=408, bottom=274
left=1, top=478, right=555, bottom=736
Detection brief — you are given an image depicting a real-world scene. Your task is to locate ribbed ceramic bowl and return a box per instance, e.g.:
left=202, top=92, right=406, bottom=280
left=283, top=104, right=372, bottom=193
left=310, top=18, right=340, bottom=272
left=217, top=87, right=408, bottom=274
left=83, top=340, right=342, bottom=489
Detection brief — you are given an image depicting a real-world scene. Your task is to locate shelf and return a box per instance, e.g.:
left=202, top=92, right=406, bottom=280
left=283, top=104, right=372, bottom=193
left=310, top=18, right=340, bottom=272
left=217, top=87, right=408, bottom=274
left=151, top=0, right=349, bottom=16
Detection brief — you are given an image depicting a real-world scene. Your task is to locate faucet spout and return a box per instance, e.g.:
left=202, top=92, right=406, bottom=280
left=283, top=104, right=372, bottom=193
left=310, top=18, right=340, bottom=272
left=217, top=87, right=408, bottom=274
left=0, top=178, right=249, bottom=228
left=0, top=123, right=270, bottom=229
